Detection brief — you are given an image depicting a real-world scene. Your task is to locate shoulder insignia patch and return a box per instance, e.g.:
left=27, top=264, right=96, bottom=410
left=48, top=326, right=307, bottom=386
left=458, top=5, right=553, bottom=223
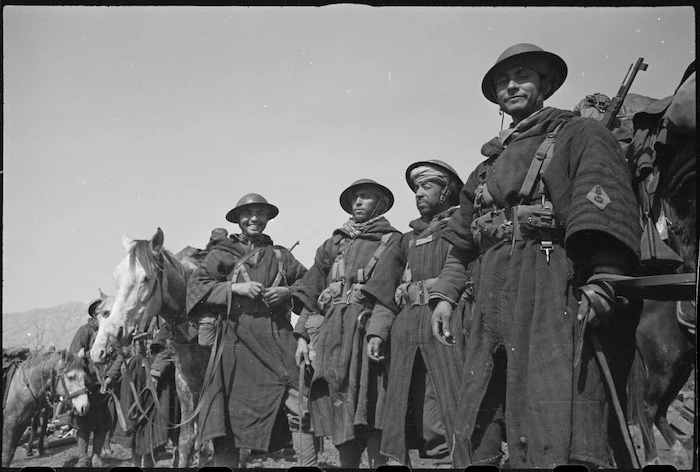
left=586, top=184, right=611, bottom=210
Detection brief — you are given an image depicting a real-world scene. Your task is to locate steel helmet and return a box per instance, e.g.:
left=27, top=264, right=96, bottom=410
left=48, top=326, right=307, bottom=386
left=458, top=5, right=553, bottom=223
left=225, top=193, right=279, bottom=223
left=482, top=43, right=568, bottom=104
left=339, top=179, right=394, bottom=215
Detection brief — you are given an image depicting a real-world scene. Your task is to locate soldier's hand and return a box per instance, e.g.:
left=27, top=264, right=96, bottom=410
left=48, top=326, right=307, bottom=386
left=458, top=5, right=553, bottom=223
left=295, top=338, right=310, bottom=367
left=262, top=286, right=291, bottom=306
left=367, top=336, right=385, bottom=362
left=577, top=281, right=619, bottom=328
left=577, top=291, right=612, bottom=328
left=100, top=376, right=112, bottom=394
left=232, top=281, right=264, bottom=299
left=77, top=348, right=85, bottom=359
left=431, top=300, right=456, bottom=346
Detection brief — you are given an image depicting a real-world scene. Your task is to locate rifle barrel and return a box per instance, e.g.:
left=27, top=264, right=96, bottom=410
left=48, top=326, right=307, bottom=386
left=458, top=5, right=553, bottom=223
left=602, top=57, right=648, bottom=130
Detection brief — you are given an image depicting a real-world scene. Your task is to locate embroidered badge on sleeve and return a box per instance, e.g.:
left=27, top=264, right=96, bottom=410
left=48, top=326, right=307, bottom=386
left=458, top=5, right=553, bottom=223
left=586, top=184, right=611, bottom=210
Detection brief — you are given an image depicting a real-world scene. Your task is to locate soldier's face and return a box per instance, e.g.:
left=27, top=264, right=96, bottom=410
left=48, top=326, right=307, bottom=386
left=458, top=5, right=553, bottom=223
left=238, top=205, right=269, bottom=239
left=495, top=65, right=544, bottom=123
left=415, top=180, right=445, bottom=218
left=350, top=187, right=380, bottom=223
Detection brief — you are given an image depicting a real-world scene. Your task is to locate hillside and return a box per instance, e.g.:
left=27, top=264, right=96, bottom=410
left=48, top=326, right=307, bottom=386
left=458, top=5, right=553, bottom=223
left=2, top=301, right=90, bottom=351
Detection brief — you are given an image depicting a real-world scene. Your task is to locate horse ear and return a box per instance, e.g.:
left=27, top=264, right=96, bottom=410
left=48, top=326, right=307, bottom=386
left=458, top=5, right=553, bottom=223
left=99, top=288, right=109, bottom=301
left=151, top=227, right=164, bottom=254
left=122, top=233, right=134, bottom=251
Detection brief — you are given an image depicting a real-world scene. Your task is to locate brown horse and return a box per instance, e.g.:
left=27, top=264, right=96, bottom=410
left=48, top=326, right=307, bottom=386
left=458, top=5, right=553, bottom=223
left=89, top=228, right=211, bottom=467
left=2, top=349, right=90, bottom=467
left=623, top=62, right=697, bottom=467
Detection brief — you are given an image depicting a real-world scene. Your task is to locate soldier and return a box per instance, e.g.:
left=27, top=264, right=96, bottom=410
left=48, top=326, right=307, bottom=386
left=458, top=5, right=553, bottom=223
left=69, top=298, right=123, bottom=468
left=292, top=179, right=400, bottom=468
left=186, top=193, right=317, bottom=468
left=429, top=43, right=642, bottom=468
left=361, top=161, right=468, bottom=466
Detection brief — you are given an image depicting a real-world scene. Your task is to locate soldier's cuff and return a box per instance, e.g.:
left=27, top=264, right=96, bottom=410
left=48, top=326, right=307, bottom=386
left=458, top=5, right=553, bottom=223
left=428, top=292, right=457, bottom=308
left=293, top=308, right=312, bottom=341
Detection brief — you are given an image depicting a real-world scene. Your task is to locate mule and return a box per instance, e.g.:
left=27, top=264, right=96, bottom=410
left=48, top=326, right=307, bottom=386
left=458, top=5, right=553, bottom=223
left=90, top=228, right=211, bottom=467
left=577, top=65, right=696, bottom=468
left=628, top=299, right=695, bottom=467
left=623, top=62, right=697, bottom=467
left=2, top=350, right=90, bottom=467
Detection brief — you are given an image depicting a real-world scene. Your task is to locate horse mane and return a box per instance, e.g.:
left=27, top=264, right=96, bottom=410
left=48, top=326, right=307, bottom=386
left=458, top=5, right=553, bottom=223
left=128, top=238, right=189, bottom=321
left=129, top=240, right=163, bottom=292
left=24, top=350, right=83, bottom=373
left=129, top=239, right=184, bottom=282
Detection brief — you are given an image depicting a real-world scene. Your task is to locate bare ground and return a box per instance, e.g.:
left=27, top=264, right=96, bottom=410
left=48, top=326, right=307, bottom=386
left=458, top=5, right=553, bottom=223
left=7, top=375, right=694, bottom=470
left=6, top=436, right=450, bottom=470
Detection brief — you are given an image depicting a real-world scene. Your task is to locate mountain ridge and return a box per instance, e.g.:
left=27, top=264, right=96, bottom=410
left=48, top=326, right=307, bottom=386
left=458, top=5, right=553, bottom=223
left=2, top=301, right=91, bottom=351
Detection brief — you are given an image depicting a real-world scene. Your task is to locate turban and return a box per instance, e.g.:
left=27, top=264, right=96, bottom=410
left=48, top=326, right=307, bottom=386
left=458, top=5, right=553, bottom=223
left=409, top=165, right=452, bottom=190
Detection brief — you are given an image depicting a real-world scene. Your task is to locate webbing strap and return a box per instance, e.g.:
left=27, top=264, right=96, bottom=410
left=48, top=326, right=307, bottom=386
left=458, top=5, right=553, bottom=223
left=518, top=122, right=565, bottom=201
left=399, top=240, right=453, bottom=286
left=270, top=248, right=285, bottom=288
left=231, top=247, right=264, bottom=283
left=358, top=233, right=392, bottom=283
left=233, top=247, right=285, bottom=288
left=233, top=264, right=251, bottom=283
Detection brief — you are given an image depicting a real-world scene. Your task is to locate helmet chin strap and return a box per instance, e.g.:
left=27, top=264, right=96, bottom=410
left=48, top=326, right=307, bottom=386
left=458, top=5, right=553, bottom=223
left=357, top=193, right=385, bottom=222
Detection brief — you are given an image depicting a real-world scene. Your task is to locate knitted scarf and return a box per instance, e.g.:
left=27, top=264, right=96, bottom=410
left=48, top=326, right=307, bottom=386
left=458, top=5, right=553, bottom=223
left=342, top=215, right=389, bottom=239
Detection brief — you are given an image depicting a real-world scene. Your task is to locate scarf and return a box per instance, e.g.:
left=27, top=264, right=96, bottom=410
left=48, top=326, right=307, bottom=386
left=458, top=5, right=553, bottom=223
left=342, top=214, right=388, bottom=239
left=409, top=205, right=459, bottom=235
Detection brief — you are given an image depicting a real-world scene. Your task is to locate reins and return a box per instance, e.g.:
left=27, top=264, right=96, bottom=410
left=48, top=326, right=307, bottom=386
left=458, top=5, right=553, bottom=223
left=108, top=249, right=210, bottom=432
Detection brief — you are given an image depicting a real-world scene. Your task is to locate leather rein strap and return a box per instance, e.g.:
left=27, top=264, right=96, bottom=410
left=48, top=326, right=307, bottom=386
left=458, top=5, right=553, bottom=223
left=588, top=272, right=696, bottom=301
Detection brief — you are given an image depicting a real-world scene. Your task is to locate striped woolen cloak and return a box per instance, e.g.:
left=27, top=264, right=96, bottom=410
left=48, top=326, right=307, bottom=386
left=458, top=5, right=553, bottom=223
left=186, top=236, right=307, bottom=451
left=290, top=217, right=400, bottom=446
left=433, top=107, right=642, bottom=468
left=362, top=208, right=469, bottom=465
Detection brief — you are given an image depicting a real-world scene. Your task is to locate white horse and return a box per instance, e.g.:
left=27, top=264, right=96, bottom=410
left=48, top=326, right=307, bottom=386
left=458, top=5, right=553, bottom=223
left=90, top=228, right=210, bottom=467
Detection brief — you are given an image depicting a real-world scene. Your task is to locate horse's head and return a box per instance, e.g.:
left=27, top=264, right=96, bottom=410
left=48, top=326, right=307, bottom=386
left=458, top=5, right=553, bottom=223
left=56, top=350, right=90, bottom=416
left=91, top=228, right=166, bottom=363
left=91, top=228, right=187, bottom=363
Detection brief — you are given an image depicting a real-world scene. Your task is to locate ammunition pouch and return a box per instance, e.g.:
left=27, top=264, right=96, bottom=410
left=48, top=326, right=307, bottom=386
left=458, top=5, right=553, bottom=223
left=395, top=278, right=438, bottom=309
left=196, top=314, right=219, bottom=347
left=471, top=203, right=563, bottom=253
left=317, top=281, right=369, bottom=315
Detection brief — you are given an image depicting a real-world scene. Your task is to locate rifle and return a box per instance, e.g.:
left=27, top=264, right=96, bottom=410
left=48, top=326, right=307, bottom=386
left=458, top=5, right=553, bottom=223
left=289, top=240, right=300, bottom=252
left=602, top=57, right=648, bottom=130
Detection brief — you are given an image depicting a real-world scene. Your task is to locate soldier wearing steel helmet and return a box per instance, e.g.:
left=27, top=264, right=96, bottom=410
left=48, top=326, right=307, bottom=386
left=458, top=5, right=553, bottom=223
left=361, top=160, right=469, bottom=467
left=185, top=193, right=317, bottom=467
left=429, top=44, right=642, bottom=468
left=291, top=179, right=400, bottom=468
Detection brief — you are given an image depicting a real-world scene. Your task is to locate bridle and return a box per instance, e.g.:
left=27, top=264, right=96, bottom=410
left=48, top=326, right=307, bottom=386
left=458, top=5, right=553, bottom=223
left=20, top=361, right=88, bottom=412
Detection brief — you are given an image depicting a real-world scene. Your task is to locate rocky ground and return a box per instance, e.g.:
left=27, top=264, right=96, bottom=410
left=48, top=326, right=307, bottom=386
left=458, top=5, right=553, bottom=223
left=8, top=375, right=694, bottom=470
left=7, top=436, right=454, bottom=469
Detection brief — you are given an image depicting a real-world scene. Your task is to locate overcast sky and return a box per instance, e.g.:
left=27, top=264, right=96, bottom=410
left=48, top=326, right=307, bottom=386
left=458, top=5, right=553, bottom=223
left=2, top=5, right=695, bottom=313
